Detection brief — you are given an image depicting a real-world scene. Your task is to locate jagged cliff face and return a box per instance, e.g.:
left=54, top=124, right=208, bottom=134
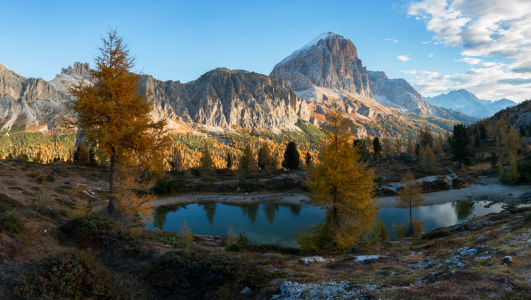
left=49, top=62, right=94, bottom=95
left=271, top=32, right=372, bottom=98
left=141, top=68, right=310, bottom=131
left=0, top=63, right=67, bottom=132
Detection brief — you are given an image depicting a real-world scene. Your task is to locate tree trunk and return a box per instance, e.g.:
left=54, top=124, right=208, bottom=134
left=409, top=202, right=413, bottom=235
left=108, top=153, right=117, bottom=216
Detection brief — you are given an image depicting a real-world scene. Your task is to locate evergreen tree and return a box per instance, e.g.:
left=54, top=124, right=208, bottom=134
left=419, top=126, right=434, bottom=148
left=415, top=144, right=420, bottom=157
left=68, top=30, right=171, bottom=217
left=519, top=125, right=526, bottom=137
left=296, top=109, right=377, bottom=254
left=281, top=142, right=301, bottom=171
left=474, top=135, right=481, bottom=148
left=305, top=151, right=313, bottom=167
left=480, top=123, right=488, bottom=141
left=406, top=134, right=415, bottom=157
left=257, top=142, right=273, bottom=170
left=450, top=124, right=474, bottom=169
left=489, top=150, right=498, bottom=168
left=199, top=142, right=214, bottom=175
left=226, top=152, right=232, bottom=169
left=372, top=138, right=382, bottom=160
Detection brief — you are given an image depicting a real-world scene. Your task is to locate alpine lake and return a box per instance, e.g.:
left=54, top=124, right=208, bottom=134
left=148, top=199, right=508, bottom=247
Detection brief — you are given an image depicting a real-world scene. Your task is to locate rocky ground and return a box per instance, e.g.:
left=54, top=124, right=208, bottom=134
left=2, top=158, right=531, bottom=299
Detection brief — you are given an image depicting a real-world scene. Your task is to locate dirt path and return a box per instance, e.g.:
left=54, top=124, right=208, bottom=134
left=153, top=183, right=531, bottom=208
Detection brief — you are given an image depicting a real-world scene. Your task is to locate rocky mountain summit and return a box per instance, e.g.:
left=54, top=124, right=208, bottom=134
left=425, top=89, right=516, bottom=119
left=49, top=62, right=94, bottom=95
left=271, top=32, right=372, bottom=98
left=269, top=32, right=475, bottom=132
left=141, top=68, right=310, bottom=132
left=0, top=63, right=68, bottom=133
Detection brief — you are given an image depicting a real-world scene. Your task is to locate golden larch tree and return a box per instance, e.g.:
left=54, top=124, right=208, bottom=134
left=396, top=171, right=425, bottom=234
left=296, top=108, right=378, bottom=254
left=68, top=30, right=171, bottom=217
left=503, top=126, right=520, bottom=158
left=200, top=142, right=214, bottom=175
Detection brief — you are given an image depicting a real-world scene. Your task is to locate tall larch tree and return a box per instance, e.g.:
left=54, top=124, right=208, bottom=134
left=239, top=143, right=256, bottom=174
left=503, top=126, right=520, bottom=157
left=170, top=146, right=184, bottom=172
left=406, top=134, right=415, bottom=157
left=395, top=139, right=402, bottom=154
left=68, top=29, right=171, bottom=217
left=296, top=109, right=377, bottom=254
left=258, top=142, right=273, bottom=170
left=396, top=171, right=425, bottom=234
left=200, top=142, right=214, bottom=175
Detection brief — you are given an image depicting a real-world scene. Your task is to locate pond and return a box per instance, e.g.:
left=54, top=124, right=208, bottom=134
left=148, top=200, right=506, bottom=247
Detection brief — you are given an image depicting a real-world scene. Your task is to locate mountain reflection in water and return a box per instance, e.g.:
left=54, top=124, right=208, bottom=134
left=149, top=200, right=506, bottom=246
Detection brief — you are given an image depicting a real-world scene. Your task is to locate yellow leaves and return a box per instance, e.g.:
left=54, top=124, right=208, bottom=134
left=396, top=171, right=424, bottom=210
left=297, top=108, right=378, bottom=254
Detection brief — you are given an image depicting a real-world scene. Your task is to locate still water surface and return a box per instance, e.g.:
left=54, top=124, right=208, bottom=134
left=148, top=200, right=505, bottom=247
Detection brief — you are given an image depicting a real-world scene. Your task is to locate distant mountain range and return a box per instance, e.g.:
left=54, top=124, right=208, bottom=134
left=1, top=31, right=492, bottom=140
left=424, top=89, right=516, bottom=119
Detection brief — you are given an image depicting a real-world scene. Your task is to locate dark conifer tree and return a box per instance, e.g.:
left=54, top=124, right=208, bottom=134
left=490, top=150, right=498, bottom=168
left=281, top=141, right=300, bottom=171
left=372, top=138, right=382, bottom=160
left=305, top=152, right=313, bottom=167
left=474, top=135, right=481, bottom=148
left=450, top=124, right=474, bottom=169
left=480, top=123, right=488, bottom=141
left=226, top=152, right=232, bottom=169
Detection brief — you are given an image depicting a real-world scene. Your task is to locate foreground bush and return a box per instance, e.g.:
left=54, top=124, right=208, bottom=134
left=14, top=250, right=146, bottom=299
left=0, top=213, right=26, bottom=237
left=225, top=235, right=301, bottom=255
left=148, top=250, right=275, bottom=299
left=61, top=214, right=119, bottom=248
left=147, top=230, right=196, bottom=249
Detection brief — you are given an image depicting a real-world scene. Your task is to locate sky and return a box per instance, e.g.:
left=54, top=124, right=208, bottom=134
left=1, top=0, right=530, bottom=102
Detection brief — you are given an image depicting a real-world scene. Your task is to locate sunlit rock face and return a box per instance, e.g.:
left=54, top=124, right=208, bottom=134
left=0, top=63, right=67, bottom=132
left=140, top=68, right=310, bottom=131
left=271, top=32, right=372, bottom=98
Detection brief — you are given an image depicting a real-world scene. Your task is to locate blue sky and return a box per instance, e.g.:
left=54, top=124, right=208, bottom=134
left=1, top=0, right=530, bottom=101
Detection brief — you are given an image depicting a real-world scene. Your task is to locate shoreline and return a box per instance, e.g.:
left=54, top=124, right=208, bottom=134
left=153, top=183, right=531, bottom=208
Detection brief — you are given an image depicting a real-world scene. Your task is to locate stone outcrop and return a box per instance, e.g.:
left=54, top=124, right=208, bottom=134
left=0, top=63, right=68, bottom=132
left=140, top=68, right=310, bottom=131
left=48, top=62, right=94, bottom=95
left=271, top=32, right=372, bottom=98
left=61, top=62, right=91, bottom=79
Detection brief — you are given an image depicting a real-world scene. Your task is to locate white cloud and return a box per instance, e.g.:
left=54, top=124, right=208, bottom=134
left=428, top=54, right=434, bottom=57
left=386, top=38, right=399, bottom=43
left=456, top=57, right=482, bottom=65
left=398, top=55, right=411, bottom=62
left=422, top=41, right=432, bottom=44
left=407, top=0, right=531, bottom=101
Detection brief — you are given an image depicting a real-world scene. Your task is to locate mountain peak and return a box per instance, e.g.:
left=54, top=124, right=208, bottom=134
left=61, top=62, right=91, bottom=78
left=270, top=31, right=371, bottom=97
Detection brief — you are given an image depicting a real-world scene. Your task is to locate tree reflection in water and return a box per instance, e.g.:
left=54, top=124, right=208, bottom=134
left=240, top=204, right=259, bottom=225
left=264, top=204, right=280, bottom=225
left=153, top=204, right=188, bottom=230
left=198, top=203, right=217, bottom=225
left=290, top=205, right=301, bottom=216
left=452, top=200, right=475, bottom=220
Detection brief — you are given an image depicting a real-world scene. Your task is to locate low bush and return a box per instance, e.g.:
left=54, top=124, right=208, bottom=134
left=0, top=213, right=26, bottom=236
left=422, top=229, right=451, bottom=240
left=14, top=250, right=146, bottom=299
left=452, top=178, right=461, bottom=189
left=61, top=214, right=119, bottom=248
left=147, top=230, right=196, bottom=249
left=0, top=193, right=25, bottom=213
left=237, top=181, right=265, bottom=193
left=147, top=249, right=275, bottom=299
left=226, top=238, right=301, bottom=255
left=38, top=175, right=55, bottom=182
left=153, top=179, right=191, bottom=195
left=27, top=172, right=39, bottom=178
